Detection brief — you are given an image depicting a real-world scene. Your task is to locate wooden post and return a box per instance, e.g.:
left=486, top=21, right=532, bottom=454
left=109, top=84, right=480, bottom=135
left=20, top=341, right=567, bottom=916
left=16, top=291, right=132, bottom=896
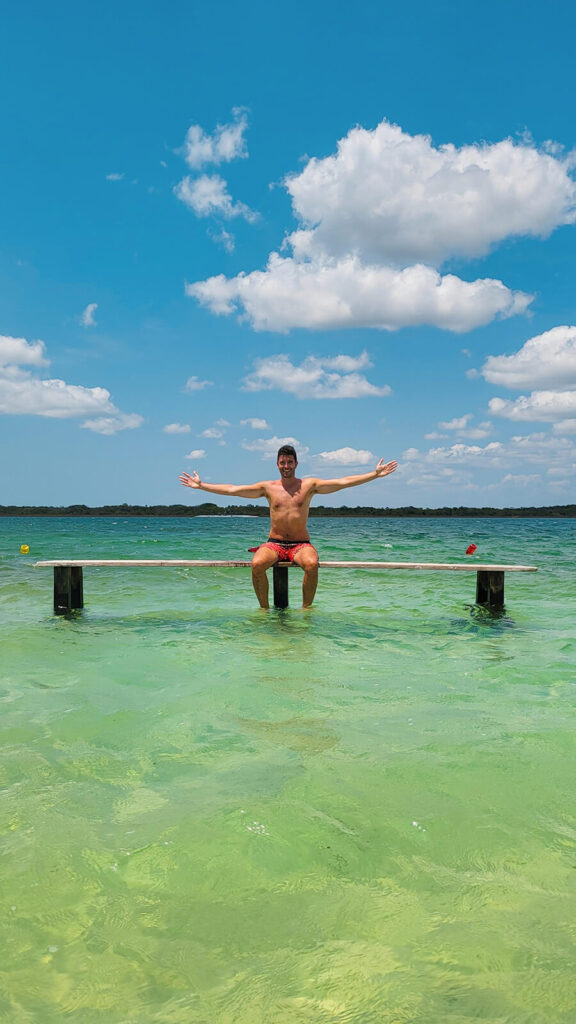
left=476, top=570, right=505, bottom=612
left=273, top=565, right=289, bottom=609
left=54, top=566, right=72, bottom=615
left=70, top=566, right=84, bottom=609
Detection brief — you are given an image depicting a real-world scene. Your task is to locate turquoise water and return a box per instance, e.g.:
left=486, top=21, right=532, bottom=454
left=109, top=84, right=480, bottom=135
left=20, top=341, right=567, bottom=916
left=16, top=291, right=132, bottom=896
left=1, top=515, right=575, bottom=1024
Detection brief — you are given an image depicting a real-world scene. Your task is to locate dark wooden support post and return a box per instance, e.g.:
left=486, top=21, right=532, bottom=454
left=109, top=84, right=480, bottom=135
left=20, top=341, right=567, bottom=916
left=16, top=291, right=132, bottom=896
left=54, top=566, right=72, bottom=615
left=70, top=567, right=84, bottom=609
left=273, top=565, right=289, bottom=609
left=476, top=570, right=505, bottom=612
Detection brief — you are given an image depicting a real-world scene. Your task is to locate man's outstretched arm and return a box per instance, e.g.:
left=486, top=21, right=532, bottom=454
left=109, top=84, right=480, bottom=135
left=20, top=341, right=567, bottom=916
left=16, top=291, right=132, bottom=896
left=312, top=459, right=398, bottom=495
left=180, top=471, right=267, bottom=499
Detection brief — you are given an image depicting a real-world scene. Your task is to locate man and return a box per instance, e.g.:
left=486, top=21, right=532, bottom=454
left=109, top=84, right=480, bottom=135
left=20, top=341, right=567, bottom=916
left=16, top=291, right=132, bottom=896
left=180, top=445, right=398, bottom=609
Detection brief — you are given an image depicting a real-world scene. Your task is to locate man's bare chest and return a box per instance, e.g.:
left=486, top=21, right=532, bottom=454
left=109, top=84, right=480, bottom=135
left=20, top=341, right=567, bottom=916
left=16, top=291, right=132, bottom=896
left=268, top=483, right=311, bottom=514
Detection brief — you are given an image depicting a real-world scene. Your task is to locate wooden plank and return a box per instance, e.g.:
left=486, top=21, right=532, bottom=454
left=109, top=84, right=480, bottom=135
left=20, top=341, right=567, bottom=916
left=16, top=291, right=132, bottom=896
left=273, top=565, right=289, bottom=609
left=54, top=566, right=72, bottom=615
left=35, top=559, right=538, bottom=572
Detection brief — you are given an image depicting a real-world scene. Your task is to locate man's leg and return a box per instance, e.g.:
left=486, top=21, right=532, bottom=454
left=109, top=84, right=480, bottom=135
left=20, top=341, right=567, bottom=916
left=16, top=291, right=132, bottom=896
left=293, top=545, right=319, bottom=608
left=251, top=546, right=279, bottom=609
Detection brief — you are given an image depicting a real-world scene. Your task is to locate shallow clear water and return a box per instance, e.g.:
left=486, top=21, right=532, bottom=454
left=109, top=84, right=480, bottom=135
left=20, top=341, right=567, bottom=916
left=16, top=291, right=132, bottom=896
left=1, top=516, right=575, bottom=1023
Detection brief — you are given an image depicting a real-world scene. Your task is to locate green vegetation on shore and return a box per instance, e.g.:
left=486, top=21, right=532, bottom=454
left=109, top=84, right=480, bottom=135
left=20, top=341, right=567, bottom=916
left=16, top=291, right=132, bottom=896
left=1, top=503, right=575, bottom=517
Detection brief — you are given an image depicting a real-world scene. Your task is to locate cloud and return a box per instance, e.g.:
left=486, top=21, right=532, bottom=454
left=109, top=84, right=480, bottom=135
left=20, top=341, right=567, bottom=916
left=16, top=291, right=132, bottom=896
left=181, top=109, right=249, bottom=170
left=242, top=352, right=390, bottom=399
left=175, top=174, right=258, bottom=222
left=164, top=422, right=191, bottom=434
left=489, top=390, right=576, bottom=422
left=106, top=172, right=124, bottom=181
left=284, top=120, right=576, bottom=266
left=215, top=418, right=230, bottom=427
left=0, top=335, right=48, bottom=367
left=80, top=303, right=98, bottom=327
left=481, top=325, right=576, bottom=389
left=553, top=419, right=576, bottom=434
left=312, top=447, right=376, bottom=465
left=435, top=414, right=492, bottom=439
left=0, top=375, right=116, bottom=418
left=439, top=414, right=473, bottom=431
left=188, top=255, right=531, bottom=333
left=210, top=228, right=235, bottom=252
left=241, top=435, right=309, bottom=459
left=81, top=413, right=144, bottom=435
left=185, top=375, right=213, bottom=391
left=184, top=449, right=206, bottom=459
left=241, top=417, right=270, bottom=429
left=185, top=118, right=576, bottom=333
left=400, top=432, right=576, bottom=487
left=499, top=473, right=540, bottom=486
left=0, top=333, right=141, bottom=431
left=199, top=427, right=225, bottom=438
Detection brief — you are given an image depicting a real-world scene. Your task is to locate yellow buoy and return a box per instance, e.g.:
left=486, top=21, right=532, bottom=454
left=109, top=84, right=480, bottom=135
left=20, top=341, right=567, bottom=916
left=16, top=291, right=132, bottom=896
left=20, top=544, right=30, bottom=554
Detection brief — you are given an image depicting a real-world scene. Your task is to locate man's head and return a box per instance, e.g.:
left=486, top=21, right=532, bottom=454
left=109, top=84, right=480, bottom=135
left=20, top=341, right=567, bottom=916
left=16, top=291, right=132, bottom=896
left=277, top=444, right=298, bottom=478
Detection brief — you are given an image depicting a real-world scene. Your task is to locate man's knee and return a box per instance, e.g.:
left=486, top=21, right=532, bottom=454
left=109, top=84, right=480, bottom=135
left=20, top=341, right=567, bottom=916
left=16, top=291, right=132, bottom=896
left=299, top=550, right=319, bottom=572
left=252, top=552, right=275, bottom=575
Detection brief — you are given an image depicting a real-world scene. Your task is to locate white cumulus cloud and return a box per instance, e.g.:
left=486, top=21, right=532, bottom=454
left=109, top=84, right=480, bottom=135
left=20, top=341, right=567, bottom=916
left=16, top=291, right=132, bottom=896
left=182, top=109, right=249, bottom=170
left=175, top=174, right=258, bottom=222
left=439, top=414, right=473, bottom=431
left=185, top=375, right=213, bottom=391
left=242, top=352, right=391, bottom=398
left=164, top=423, right=191, bottom=434
left=241, top=435, right=309, bottom=459
left=400, top=432, right=576, bottom=488
left=489, top=390, right=576, bottom=422
left=186, top=118, right=576, bottom=333
left=435, top=414, right=492, bottom=439
left=184, top=449, right=207, bottom=459
left=0, top=335, right=48, bottom=368
left=241, top=417, right=270, bottom=429
left=482, top=325, right=576, bottom=389
left=80, top=303, right=98, bottom=327
left=188, top=255, right=531, bottom=333
left=199, top=427, right=225, bottom=438
left=553, top=419, right=576, bottom=434
left=285, top=120, right=576, bottom=266
left=313, top=447, right=376, bottom=465
left=81, top=413, right=144, bottom=435
left=0, top=333, right=141, bottom=432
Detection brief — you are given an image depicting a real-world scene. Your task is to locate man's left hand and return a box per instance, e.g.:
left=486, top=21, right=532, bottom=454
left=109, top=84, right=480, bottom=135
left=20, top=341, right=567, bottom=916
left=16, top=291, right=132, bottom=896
left=375, top=459, right=398, bottom=477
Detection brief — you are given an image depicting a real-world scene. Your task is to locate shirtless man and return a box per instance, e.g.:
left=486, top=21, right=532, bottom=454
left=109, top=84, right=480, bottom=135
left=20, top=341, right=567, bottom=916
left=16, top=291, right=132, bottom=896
left=180, top=444, right=398, bottom=609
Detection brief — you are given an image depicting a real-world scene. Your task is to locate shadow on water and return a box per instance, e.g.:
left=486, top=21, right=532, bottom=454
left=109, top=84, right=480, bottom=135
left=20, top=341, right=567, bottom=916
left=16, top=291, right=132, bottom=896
left=45, top=598, right=531, bottom=650
left=448, top=603, right=519, bottom=634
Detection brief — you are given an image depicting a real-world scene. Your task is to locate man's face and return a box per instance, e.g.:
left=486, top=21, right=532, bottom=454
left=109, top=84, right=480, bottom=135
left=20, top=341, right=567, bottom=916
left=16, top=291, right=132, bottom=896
left=277, top=455, right=297, bottom=478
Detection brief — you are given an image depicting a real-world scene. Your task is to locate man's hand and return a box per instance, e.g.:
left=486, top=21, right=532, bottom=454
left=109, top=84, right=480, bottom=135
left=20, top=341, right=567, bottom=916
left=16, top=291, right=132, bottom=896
left=375, top=459, right=398, bottom=478
left=179, top=471, right=202, bottom=489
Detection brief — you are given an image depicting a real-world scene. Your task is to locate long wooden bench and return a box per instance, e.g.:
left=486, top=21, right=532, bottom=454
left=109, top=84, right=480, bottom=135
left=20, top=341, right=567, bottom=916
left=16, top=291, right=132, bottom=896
left=35, top=559, right=538, bottom=614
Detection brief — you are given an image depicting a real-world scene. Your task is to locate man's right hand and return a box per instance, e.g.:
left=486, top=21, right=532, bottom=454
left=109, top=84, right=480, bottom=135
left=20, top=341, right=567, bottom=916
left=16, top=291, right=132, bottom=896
left=179, top=471, right=202, bottom=489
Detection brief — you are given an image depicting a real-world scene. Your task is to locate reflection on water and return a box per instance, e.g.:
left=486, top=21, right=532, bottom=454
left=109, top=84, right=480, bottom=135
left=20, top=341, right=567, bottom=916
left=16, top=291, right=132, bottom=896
left=1, top=517, right=575, bottom=1022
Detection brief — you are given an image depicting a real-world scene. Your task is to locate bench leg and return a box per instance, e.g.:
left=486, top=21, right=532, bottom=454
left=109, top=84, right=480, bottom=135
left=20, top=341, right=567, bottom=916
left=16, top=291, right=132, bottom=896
left=71, top=567, right=84, bottom=609
left=273, top=565, right=289, bottom=609
left=54, top=567, right=72, bottom=615
left=476, top=570, right=505, bottom=612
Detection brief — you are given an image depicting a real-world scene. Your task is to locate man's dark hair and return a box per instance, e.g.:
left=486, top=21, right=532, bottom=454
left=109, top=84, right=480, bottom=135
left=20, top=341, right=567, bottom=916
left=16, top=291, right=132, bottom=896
left=277, top=444, right=297, bottom=461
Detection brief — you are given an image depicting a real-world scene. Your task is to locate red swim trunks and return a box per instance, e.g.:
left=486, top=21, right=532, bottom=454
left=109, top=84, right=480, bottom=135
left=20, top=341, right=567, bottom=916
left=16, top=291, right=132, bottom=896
left=248, top=540, right=313, bottom=562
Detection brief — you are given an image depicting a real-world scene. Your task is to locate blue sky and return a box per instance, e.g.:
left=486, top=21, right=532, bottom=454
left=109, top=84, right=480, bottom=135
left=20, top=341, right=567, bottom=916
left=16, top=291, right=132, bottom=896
left=1, top=0, right=575, bottom=508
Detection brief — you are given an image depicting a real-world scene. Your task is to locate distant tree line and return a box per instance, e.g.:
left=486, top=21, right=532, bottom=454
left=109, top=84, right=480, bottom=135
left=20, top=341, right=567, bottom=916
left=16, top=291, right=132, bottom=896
left=1, top=503, right=575, bottom=517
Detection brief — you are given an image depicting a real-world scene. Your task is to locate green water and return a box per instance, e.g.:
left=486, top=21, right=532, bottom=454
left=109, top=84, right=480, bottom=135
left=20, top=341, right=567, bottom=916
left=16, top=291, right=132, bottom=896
left=1, top=516, right=575, bottom=1023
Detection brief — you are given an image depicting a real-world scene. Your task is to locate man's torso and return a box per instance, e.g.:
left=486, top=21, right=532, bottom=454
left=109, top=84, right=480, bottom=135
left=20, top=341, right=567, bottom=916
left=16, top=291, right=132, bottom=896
left=264, top=477, right=315, bottom=541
